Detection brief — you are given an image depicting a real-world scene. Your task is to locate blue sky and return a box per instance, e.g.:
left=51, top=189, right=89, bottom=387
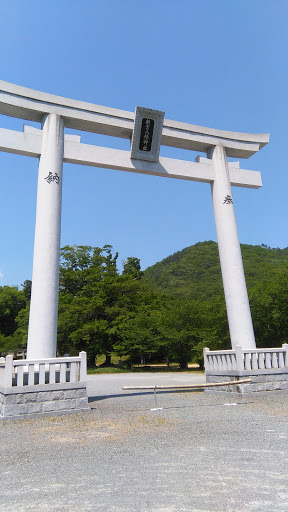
left=0, top=0, right=287, bottom=287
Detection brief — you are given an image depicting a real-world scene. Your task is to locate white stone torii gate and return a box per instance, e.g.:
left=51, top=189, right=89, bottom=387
left=0, top=81, right=269, bottom=360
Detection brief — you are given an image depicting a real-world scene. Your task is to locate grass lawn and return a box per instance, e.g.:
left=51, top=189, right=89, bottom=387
left=88, top=355, right=202, bottom=374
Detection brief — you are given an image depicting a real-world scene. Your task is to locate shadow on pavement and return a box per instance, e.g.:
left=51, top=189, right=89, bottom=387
left=88, top=388, right=205, bottom=402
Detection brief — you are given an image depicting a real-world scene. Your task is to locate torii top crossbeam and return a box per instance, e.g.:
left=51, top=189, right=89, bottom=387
left=0, top=80, right=268, bottom=188
left=0, top=81, right=270, bottom=359
left=0, top=80, right=268, bottom=157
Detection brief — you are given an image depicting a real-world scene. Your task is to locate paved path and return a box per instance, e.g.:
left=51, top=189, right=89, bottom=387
left=87, top=371, right=207, bottom=400
left=1, top=373, right=287, bottom=512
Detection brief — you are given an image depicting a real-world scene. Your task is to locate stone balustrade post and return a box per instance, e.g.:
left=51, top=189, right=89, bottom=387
left=79, top=351, right=87, bottom=381
left=4, top=355, right=13, bottom=388
left=283, top=343, right=288, bottom=367
left=203, top=347, right=210, bottom=371
left=235, top=345, right=244, bottom=372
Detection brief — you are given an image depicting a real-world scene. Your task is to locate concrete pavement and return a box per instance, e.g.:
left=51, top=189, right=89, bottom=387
left=1, top=372, right=287, bottom=512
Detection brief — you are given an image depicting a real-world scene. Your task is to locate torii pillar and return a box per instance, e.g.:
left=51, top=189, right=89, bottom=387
left=26, top=114, right=64, bottom=359
left=208, top=145, right=255, bottom=350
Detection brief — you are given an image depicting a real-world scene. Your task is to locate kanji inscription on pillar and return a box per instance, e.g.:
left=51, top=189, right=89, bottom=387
left=44, top=172, right=60, bottom=184
left=223, top=194, right=233, bottom=204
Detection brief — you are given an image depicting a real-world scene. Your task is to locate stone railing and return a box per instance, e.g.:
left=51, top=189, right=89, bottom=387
left=203, top=344, right=288, bottom=373
left=0, top=352, right=87, bottom=388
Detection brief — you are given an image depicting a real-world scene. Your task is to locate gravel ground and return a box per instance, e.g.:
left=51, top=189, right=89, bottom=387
left=0, top=372, right=287, bottom=512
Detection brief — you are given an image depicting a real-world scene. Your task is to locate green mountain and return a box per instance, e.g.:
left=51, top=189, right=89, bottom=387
left=144, top=241, right=288, bottom=300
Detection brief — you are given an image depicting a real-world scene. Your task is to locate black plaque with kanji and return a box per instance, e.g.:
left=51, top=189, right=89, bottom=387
left=139, top=118, right=154, bottom=152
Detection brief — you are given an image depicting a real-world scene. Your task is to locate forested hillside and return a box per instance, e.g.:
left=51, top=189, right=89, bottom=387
left=1, top=242, right=288, bottom=368
left=144, top=241, right=288, bottom=300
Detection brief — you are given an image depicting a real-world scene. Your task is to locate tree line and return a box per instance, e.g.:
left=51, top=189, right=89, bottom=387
left=0, top=243, right=288, bottom=367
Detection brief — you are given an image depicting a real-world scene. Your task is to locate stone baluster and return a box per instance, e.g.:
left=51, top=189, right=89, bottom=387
left=251, top=352, right=258, bottom=370
left=272, top=352, right=279, bottom=369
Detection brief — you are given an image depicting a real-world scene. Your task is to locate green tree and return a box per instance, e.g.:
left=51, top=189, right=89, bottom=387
left=22, top=280, right=32, bottom=301
left=157, top=299, right=209, bottom=369
left=250, top=263, right=288, bottom=347
left=114, top=285, right=170, bottom=364
left=0, top=286, right=27, bottom=355
left=122, top=257, right=143, bottom=279
left=189, top=297, right=230, bottom=367
left=57, top=245, right=146, bottom=366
